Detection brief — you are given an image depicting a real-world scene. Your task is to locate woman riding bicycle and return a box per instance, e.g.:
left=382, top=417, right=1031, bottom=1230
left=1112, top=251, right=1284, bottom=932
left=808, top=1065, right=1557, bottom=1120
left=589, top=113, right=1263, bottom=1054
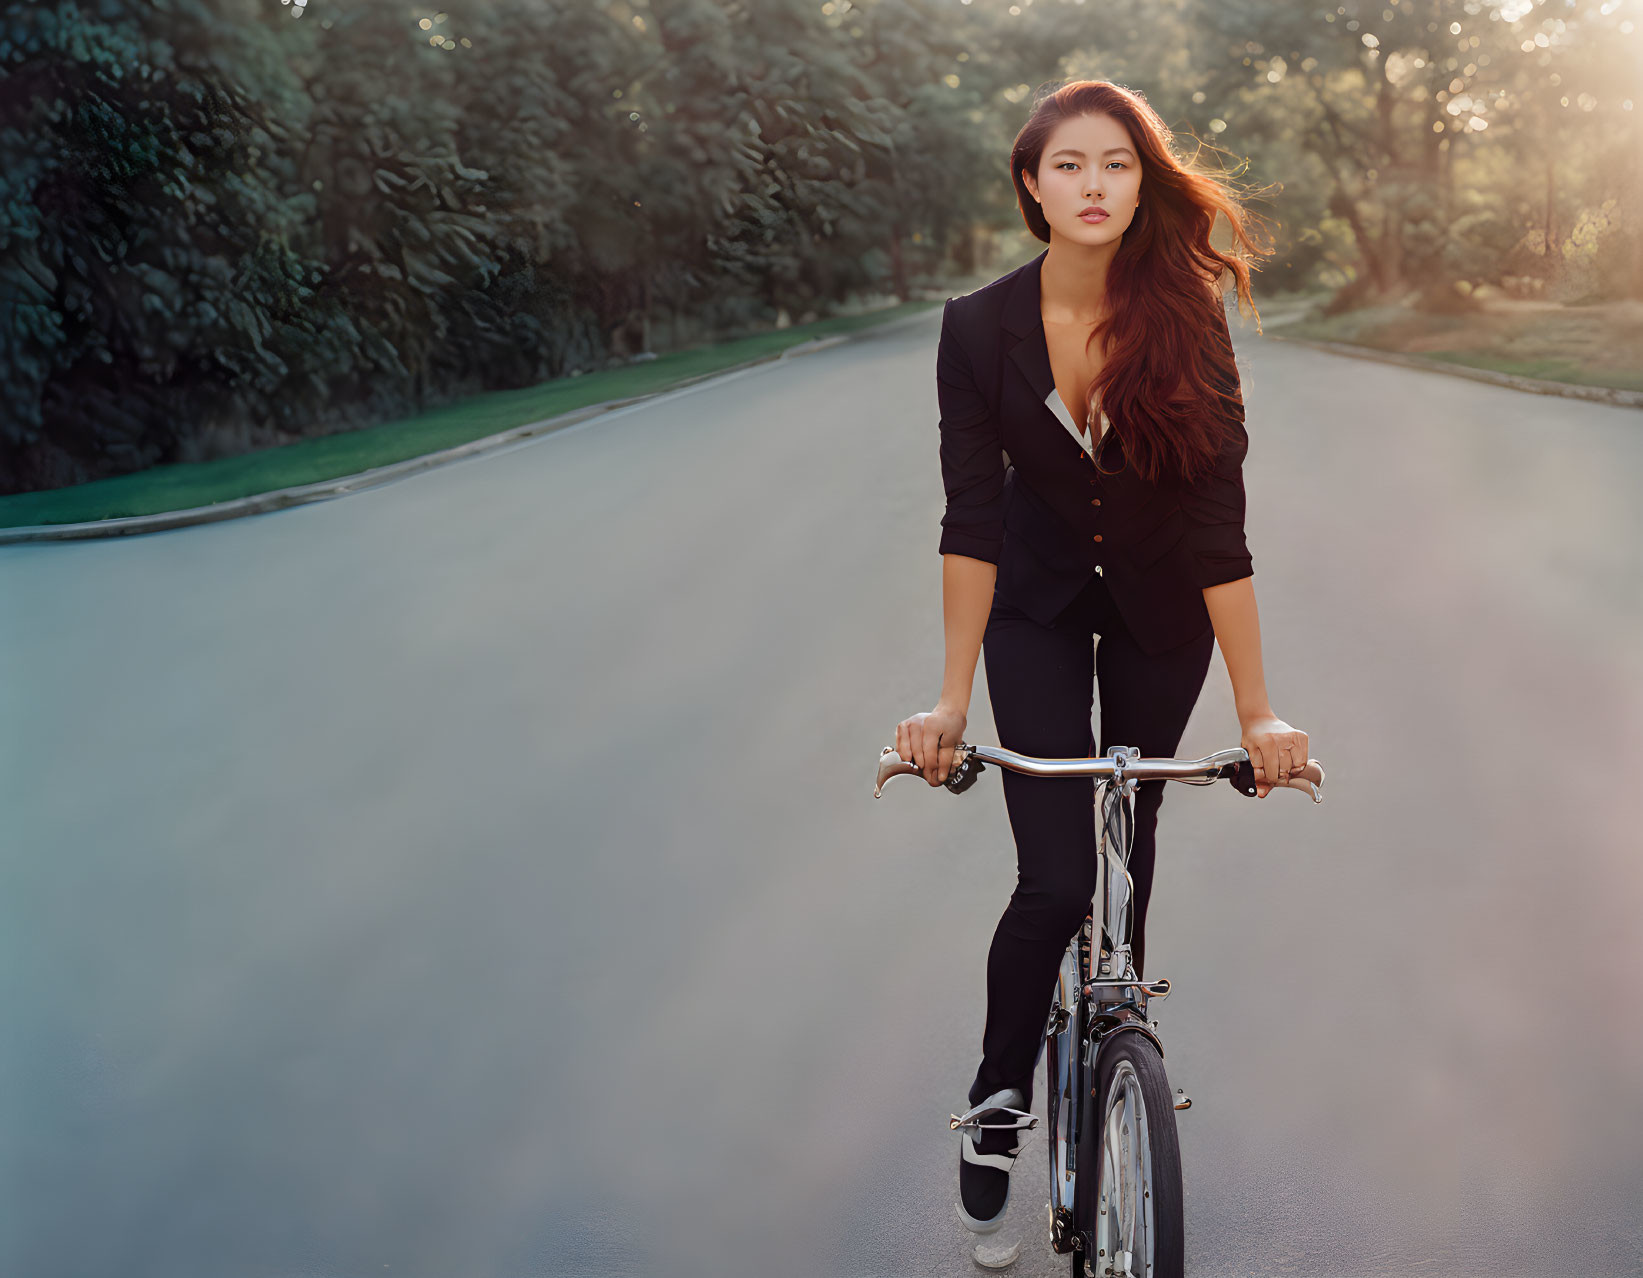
left=892, top=80, right=1312, bottom=1236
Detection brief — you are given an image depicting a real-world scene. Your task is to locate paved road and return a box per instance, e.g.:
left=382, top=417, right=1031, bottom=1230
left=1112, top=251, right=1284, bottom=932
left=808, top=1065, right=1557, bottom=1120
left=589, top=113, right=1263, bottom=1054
left=3, top=313, right=1641, bottom=1278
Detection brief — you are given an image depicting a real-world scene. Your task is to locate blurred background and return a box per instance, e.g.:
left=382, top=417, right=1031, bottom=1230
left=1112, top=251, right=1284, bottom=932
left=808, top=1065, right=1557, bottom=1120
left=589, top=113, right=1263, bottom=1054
left=1, top=0, right=1639, bottom=508
left=3, top=4, right=1642, bottom=1278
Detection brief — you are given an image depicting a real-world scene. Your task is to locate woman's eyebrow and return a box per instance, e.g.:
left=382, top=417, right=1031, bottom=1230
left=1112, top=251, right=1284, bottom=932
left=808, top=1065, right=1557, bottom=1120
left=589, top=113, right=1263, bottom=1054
left=1048, top=147, right=1136, bottom=159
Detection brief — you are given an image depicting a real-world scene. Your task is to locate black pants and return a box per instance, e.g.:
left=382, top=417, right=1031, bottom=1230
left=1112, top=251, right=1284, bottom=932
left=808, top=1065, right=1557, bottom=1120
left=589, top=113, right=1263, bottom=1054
left=968, top=570, right=1214, bottom=1113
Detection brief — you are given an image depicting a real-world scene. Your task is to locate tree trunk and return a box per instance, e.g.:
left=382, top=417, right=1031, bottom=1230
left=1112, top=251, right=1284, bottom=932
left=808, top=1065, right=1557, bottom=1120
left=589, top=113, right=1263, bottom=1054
left=1543, top=155, right=1557, bottom=267
left=642, top=273, right=653, bottom=355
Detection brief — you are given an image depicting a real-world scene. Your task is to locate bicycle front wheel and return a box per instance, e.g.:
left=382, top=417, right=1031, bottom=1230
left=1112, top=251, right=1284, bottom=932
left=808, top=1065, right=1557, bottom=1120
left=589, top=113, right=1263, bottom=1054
left=1074, top=1032, right=1184, bottom=1278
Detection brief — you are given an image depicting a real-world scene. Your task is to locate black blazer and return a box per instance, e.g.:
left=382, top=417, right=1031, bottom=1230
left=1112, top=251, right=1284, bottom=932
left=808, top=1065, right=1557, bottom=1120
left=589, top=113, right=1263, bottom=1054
left=935, top=248, right=1253, bottom=657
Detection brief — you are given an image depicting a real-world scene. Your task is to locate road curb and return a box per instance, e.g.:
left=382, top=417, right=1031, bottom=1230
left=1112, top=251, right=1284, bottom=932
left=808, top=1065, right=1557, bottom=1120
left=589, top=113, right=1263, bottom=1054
left=0, top=313, right=925, bottom=545
left=20, top=308, right=1615, bottom=546
left=1262, top=332, right=1643, bottom=409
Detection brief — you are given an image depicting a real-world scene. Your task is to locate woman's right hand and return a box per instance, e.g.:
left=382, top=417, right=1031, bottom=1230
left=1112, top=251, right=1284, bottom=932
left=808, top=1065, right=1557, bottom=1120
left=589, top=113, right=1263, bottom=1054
left=895, top=702, right=968, bottom=786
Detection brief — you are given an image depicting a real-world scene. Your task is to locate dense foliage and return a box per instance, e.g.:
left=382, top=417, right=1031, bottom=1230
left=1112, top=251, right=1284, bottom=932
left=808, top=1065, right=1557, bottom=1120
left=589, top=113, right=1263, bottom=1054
left=1, top=0, right=1635, bottom=494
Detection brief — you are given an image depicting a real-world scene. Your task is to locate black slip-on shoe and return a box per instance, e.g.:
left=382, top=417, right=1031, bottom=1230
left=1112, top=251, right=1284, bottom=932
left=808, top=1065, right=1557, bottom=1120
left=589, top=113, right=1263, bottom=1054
left=951, top=1088, right=1037, bottom=1234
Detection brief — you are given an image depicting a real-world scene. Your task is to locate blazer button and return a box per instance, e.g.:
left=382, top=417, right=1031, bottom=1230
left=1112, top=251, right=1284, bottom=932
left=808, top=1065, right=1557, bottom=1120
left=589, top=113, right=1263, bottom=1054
left=1092, top=534, right=1103, bottom=543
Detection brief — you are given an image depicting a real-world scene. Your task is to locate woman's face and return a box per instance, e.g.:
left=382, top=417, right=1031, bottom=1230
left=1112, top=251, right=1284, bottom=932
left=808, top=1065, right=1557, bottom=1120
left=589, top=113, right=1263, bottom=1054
left=1021, top=113, right=1143, bottom=244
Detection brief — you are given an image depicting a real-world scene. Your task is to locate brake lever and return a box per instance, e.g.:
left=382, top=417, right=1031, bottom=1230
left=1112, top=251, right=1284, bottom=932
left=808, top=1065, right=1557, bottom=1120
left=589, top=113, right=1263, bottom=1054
left=1227, top=757, right=1325, bottom=802
left=943, top=747, right=985, bottom=794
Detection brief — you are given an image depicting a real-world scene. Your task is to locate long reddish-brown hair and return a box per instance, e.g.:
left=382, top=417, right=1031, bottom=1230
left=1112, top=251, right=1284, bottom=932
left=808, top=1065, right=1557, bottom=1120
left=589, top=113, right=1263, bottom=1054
left=1011, top=80, right=1277, bottom=486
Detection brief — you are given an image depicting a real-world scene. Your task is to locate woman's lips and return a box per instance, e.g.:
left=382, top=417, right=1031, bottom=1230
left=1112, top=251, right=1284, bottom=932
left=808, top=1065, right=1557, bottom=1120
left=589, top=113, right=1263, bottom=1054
left=1080, top=211, right=1109, bottom=223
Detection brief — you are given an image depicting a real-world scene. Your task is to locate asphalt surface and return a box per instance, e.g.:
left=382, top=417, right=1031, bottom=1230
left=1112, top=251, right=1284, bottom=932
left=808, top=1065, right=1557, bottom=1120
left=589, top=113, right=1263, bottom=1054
left=3, top=312, right=1641, bottom=1278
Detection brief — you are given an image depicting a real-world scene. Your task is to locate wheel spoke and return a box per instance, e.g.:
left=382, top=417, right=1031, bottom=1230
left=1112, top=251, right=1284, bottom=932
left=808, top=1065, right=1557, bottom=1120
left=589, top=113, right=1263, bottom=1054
left=1132, top=1079, right=1145, bottom=1264
left=1122, top=1081, right=1137, bottom=1250
left=1106, top=1090, right=1125, bottom=1230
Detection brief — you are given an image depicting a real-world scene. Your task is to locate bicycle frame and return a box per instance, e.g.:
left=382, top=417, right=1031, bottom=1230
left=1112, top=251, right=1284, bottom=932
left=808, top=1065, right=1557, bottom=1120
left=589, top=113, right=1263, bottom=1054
left=1089, top=747, right=1149, bottom=995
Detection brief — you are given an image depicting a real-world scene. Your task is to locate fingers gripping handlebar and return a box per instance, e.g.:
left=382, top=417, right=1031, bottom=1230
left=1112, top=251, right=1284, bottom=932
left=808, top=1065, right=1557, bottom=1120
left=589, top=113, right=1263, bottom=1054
left=872, top=743, right=1325, bottom=803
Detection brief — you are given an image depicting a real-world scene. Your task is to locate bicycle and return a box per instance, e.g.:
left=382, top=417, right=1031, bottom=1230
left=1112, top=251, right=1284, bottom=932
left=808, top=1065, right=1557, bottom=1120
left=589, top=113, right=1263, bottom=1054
left=874, top=741, right=1325, bottom=1277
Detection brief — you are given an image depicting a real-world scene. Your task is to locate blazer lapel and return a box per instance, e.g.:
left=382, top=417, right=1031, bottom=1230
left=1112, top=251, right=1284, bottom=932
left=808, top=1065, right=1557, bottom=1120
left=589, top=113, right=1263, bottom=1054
left=1003, top=248, right=1111, bottom=458
left=1003, top=249, right=1055, bottom=407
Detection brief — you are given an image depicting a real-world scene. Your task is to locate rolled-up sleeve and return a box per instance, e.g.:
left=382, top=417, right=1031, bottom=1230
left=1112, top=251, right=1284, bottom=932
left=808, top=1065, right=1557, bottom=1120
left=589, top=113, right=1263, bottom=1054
left=1180, top=306, right=1253, bottom=588
left=935, top=298, right=1006, bottom=564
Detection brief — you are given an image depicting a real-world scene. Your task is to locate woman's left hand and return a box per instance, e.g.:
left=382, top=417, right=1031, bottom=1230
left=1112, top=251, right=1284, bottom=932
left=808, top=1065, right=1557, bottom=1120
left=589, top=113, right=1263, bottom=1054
left=1239, top=712, right=1309, bottom=798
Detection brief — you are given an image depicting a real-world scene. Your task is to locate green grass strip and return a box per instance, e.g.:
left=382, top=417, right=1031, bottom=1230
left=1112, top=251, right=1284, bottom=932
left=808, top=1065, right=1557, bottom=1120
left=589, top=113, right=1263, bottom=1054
left=1, top=301, right=934, bottom=529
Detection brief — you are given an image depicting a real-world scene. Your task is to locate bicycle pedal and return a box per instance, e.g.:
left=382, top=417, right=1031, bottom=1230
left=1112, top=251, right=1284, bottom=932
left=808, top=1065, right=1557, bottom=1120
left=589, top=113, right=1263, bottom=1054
left=1173, top=1087, right=1191, bottom=1111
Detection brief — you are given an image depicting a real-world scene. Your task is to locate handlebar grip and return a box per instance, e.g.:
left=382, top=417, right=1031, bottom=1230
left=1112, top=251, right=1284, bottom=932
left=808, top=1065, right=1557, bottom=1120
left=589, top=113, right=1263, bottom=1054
left=1228, top=758, right=1325, bottom=798
left=873, top=744, right=985, bottom=798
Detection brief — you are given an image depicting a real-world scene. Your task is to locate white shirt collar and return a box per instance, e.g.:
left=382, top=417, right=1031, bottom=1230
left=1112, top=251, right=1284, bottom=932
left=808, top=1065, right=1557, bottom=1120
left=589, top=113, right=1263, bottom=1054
left=1044, top=387, right=1109, bottom=456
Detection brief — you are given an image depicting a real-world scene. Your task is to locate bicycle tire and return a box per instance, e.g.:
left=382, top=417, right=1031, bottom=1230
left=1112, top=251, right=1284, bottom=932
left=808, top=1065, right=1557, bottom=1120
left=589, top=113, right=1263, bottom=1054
left=1072, top=1032, right=1184, bottom=1278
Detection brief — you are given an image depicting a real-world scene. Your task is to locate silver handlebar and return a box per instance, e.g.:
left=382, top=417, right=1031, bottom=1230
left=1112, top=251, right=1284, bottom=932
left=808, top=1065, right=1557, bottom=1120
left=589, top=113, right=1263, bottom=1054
left=873, top=742, right=1325, bottom=802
